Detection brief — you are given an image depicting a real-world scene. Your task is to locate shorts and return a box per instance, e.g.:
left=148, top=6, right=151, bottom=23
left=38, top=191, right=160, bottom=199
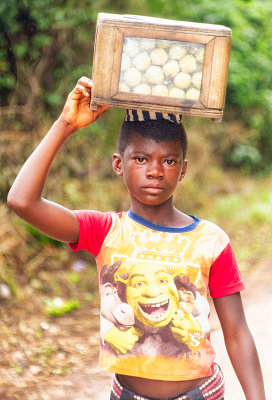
left=110, top=363, right=224, bottom=400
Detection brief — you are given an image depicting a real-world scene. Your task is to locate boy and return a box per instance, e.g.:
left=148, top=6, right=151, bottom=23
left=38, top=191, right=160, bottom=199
left=8, top=77, right=266, bottom=400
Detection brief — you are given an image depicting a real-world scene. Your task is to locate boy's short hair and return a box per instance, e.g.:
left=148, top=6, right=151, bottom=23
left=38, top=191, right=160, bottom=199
left=118, top=119, right=188, bottom=159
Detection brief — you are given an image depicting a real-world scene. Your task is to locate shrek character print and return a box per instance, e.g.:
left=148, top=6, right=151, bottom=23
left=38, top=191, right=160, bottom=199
left=100, top=261, right=204, bottom=358
left=100, top=262, right=135, bottom=345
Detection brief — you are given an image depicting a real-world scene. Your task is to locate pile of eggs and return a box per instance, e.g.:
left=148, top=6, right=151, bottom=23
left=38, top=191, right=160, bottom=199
left=118, top=37, right=205, bottom=101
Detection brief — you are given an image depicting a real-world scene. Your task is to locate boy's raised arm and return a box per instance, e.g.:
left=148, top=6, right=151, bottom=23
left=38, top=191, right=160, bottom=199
left=7, top=77, right=109, bottom=244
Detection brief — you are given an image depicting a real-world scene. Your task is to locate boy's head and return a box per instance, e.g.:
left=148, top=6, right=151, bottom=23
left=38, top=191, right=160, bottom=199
left=113, top=110, right=188, bottom=208
left=117, top=110, right=187, bottom=159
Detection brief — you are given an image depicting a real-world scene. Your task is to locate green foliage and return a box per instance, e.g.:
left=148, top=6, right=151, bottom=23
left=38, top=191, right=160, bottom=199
left=25, top=224, right=63, bottom=247
left=0, top=262, right=18, bottom=298
left=1, top=0, right=99, bottom=124
left=192, top=176, right=272, bottom=270
left=43, top=296, right=81, bottom=316
left=212, top=188, right=272, bottom=225
left=227, top=143, right=262, bottom=173
left=9, top=362, right=23, bottom=374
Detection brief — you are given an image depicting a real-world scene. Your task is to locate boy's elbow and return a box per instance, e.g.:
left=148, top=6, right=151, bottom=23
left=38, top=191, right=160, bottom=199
left=7, top=189, right=15, bottom=210
left=7, top=190, right=29, bottom=215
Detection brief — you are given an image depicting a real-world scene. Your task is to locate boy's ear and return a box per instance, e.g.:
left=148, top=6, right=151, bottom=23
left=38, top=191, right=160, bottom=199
left=179, top=159, right=188, bottom=182
left=112, top=153, right=123, bottom=176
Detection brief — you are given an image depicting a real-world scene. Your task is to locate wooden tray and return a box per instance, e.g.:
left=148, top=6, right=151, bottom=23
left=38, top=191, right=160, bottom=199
left=90, top=13, right=232, bottom=121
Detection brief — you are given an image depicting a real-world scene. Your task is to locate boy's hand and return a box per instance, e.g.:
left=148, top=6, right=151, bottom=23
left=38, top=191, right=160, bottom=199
left=59, top=76, right=110, bottom=132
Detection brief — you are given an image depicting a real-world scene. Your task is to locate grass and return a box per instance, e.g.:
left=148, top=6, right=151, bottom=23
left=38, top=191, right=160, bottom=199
left=187, top=175, right=272, bottom=271
left=43, top=297, right=81, bottom=317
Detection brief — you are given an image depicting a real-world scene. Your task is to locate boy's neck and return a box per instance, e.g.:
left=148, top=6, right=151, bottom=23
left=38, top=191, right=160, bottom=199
left=130, top=197, right=193, bottom=228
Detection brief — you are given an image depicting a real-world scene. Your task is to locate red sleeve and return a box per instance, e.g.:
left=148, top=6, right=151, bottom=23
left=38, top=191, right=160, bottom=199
left=209, top=242, right=245, bottom=298
left=69, top=210, right=113, bottom=257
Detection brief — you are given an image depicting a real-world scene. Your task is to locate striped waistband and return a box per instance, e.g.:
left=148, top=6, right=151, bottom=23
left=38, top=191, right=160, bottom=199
left=111, top=364, right=225, bottom=400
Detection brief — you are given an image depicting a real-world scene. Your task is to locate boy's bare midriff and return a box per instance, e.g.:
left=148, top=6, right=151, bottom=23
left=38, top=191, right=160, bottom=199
left=118, top=373, right=211, bottom=398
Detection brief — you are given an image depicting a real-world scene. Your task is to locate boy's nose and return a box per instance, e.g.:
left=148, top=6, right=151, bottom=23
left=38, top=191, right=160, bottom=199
left=146, top=161, right=163, bottom=178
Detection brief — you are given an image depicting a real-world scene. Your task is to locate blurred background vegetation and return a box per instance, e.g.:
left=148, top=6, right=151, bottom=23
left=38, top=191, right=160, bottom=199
left=0, top=0, right=272, bottom=304
left=1, top=1, right=272, bottom=390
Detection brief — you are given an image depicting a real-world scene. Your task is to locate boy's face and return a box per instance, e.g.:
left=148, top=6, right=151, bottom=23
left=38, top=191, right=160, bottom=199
left=113, top=133, right=187, bottom=207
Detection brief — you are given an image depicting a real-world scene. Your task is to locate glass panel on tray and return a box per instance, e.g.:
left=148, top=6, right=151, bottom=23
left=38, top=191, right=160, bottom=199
left=119, top=37, right=205, bottom=100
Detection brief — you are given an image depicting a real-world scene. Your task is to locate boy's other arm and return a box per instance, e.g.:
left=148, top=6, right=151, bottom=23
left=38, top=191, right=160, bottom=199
left=213, top=293, right=266, bottom=400
left=7, top=77, right=109, bottom=243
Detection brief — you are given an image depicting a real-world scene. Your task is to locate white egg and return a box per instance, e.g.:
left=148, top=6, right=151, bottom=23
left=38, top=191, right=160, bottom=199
left=157, top=39, right=171, bottom=49
left=163, top=60, right=180, bottom=78
left=179, top=55, right=197, bottom=73
left=133, top=83, right=151, bottom=95
left=140, top=38, right=156, bottom=51
left=192, top=72, right=202, bottom=89
left=195, top=47, right=205, bottom=63
left=169, top=87, right=185, bottom=98
left=169, top=44, right=187, bottom=60
left=185, top=88, right=200, bottom=100
left=152, top=84, right=168, bottom=97
left=145, top=66, right=164, bottom=84
left=119, top=82, right=130, bottom=92
left=124, top=68, right=142, bottom=87
left=123, top=38, right=139, bottom=57
left=150, top=48, right=168, bottom=66
left=174, top=72, right=191, bottom=89
left=133, top=52, right=151, bottom=71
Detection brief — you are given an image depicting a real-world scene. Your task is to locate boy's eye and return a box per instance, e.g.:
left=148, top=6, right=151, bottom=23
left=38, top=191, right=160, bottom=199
left=136, top=157, right=145, bottom=163
left=165, top=159, right=176, bottom=165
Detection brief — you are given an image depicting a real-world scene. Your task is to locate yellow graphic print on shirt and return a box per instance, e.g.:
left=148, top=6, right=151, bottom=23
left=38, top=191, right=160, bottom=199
left=101, top=260, right=204, bottom=356
left=96, top=212, right=223, bottom=380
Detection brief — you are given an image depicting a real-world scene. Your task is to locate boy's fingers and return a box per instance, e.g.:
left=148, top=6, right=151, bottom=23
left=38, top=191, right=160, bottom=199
left=77, top=76, right=93, bottom=89
left=71, top=84, right=91, bottom=97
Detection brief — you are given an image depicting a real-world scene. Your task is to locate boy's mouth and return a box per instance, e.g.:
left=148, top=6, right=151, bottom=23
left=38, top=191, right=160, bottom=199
left=142, top=186, right=164, bottom=194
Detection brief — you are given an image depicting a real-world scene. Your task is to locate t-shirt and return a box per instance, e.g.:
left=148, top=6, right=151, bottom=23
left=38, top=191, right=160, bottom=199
left=69, top=209, right=245, bottom=381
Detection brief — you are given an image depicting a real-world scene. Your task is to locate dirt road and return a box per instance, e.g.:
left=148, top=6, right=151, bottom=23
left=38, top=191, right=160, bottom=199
left=4, top=258, right=271, bottom=400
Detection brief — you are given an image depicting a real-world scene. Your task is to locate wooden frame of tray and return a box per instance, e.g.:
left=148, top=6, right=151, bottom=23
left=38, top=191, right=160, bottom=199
left=90, top=14, right=232, bottom=121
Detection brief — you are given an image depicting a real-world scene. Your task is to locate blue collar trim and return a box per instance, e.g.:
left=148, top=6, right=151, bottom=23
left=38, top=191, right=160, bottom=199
left=128, top=209, right=201, bottom=233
